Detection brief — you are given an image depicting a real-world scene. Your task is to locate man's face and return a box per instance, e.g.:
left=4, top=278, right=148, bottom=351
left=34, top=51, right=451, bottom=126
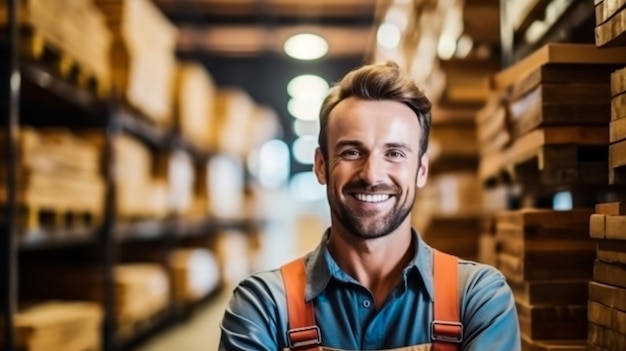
left=314, top=97, right=428, bottom=239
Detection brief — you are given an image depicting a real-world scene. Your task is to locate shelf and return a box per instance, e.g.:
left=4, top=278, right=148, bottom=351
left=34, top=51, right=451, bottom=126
left=176, top=217, right=263, bottom=238
left=19, top=62, right=106, bottom=127
left=118, top=308, right=176, bottom=351
left=114, top=220, right=174, bottom=242
left=18, top=230, right=98, bottom=251
left=115, top=110, right=172, bottom=150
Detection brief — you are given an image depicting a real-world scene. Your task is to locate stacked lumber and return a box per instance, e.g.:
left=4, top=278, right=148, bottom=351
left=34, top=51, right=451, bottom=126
left=588, top=201, right=626, bottom=350
left=595, top=0, right=626, bottom=47
left=477, top=214, right=497, bottom=267
left=0, top=0, right=112, bottom=94
left=0, top=128, right=104, bottom=236
left=169, top=249, right=221, bottom=303
left=174, top=62, right=217, bottom=150
left=610, top=67, right=626, bottom=184
left=480, top=44, right=626, bottom=187
left=19, top=263, right=169, bottom=334
left=212, top=88, right=255, bottom=156
left=421, top=213, right=481, bottom=261
left=95, top=0, right=178, bottom=125
left=0, top=301, right=102, bottom=351
left=496, top=209, right=595, bottom=349
left=114, top=135, right=168, bottom=220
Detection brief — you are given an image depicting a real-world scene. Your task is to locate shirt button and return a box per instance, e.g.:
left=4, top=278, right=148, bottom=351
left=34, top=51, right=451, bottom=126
left=362, top=300, right=371, bottom=308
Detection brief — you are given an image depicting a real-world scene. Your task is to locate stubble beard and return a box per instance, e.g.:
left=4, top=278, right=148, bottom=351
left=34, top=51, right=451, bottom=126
left=327, top=173, right=417, bottom=240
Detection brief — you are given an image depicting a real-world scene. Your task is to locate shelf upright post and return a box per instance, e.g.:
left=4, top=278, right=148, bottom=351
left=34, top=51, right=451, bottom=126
left=0, top=0, right=20, bottom=350
left=101, top=93, right=121, bottom=351
left=499, top=0, right=513, bottom=68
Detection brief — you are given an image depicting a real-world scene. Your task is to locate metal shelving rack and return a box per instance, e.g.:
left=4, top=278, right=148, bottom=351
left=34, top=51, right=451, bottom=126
left=0, top=2, right=261, bottom=350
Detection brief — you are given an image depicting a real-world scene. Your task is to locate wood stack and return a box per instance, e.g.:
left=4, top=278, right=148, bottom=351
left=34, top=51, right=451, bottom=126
left=588, top=201, right=626, bottom=350
left=19, top=263, right=169, bottom=337
left=496, top=209, right=595, bottom=350
left=0, top=0, right=112, bottom=94
left=421, top=212, right=482, bottom=261
left=94, top=0, right=178, bottom=125
left=595, top=0, right=626, bottom=47
left=0, top=301, right=102, bottom=351
left=212, top=88, right=254, bottom=156
left=610, top=67, right=626, bottom=184
left=174, top=62, right=217, bottom=150
left=0, top=128, right=104, bottom=237
left=169, top=249, right=221, bottom=304
left=481, top=44, right=626, bottom=188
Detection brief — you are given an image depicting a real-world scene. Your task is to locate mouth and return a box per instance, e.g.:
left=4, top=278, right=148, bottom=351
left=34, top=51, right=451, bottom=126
left=352, top=193, right=392, bottom=203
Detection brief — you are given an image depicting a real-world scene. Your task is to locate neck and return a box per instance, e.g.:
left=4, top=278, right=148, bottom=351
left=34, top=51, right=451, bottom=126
left=326, top=222, right=414, bottom=309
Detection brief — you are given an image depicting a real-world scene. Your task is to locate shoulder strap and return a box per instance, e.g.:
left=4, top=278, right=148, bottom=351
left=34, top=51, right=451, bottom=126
left=280, top=258, right=322, bottom=350
left=432, top=249, right=463, bottom=351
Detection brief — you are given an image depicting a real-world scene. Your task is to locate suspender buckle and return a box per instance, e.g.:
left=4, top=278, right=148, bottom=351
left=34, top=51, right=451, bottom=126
left=287, top=325, right=322, bottom=349
left=431, top=320, right=463, bottom=343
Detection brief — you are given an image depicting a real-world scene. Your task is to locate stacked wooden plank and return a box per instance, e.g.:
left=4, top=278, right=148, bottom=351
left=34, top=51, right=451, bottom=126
left=480, top=44, right=626, bottom=187
left=588, top=201, right=626, bottom=350
left=212, top=88, right=255, bottom=156
left=19, top=263, right=169, bottom=336
left=496, top=209, right=595, bottom=349
left=0, top=301, right=102, bottom=351
left=95, top=0, right=178, bottom=125
left=174, top=62, right=217, bottom=150
left=169, top=249, right=221, bottom=304
left=0, top=0, right=112, bottom=94
left=421, top=213, right=482, bottom=261
left=477, top=214, right=497, bottom=267
left=0, top=128, right=104, bottom=236
left=595, top=0, right=626, bottom=47
left=610, top=67, right=626, bottom=184
left=114, top=135, right=168, bottom=220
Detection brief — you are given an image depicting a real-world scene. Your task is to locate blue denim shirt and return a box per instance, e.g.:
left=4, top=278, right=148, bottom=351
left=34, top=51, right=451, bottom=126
left=219, top=230, right=521, bottom=350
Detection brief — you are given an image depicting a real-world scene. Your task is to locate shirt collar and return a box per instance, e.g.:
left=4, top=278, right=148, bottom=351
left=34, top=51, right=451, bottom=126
left=304, top=228, right=435, bottom=302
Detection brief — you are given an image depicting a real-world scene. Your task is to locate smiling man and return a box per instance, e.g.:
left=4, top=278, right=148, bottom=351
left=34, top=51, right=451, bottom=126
left=219, top=61, right=520, bottom=351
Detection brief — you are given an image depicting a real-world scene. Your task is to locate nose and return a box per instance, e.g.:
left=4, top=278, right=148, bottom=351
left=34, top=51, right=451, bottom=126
left=359, top=154, right=385, bottom=185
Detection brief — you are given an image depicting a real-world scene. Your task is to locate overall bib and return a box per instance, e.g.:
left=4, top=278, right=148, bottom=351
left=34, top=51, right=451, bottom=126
left=280, top=250, right=463, bottom=351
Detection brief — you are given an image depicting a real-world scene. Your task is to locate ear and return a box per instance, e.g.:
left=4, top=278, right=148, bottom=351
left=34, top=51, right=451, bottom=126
left=314, top=147, right=327, bottom=185
left=416, top=154, right=429, bottom=188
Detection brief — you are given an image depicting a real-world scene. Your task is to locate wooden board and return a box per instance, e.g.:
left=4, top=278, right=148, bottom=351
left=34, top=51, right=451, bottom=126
left=609, top=139, right=626, bottom=169
left=606, top=215, right=626, bottom=240
left=612, top=92, right=626, bottom=121
left=595, top=0, right=626, bottom=25
left=588, top=323, right=626, bottom=351
left=597, top=239, right=626, bottom=264
left=610, top=118, right=626, bottom=143
left=521, top=336, right=586, bottom=351
left=516, top=299, right=587, bottom=340
left=596, top=201, right=626, bottom=215
left=491, top=44, right=626, bottom=90
left=497, top=252, right=594, bottom=283
left=588, top=301, right=626, bottom=336
left=596, top=7, right=626, bottom=47
left=496, top=209, right=594, bottom=229
left=509, top=86, right=610, bottom=138
left=611, top=66, right=626, bottom=97
left=590, top=214, right=607, bottom=239
left=589, top=281, right=626, bottom=313
left=498, top=236, right=595, bottom=257
left=508, top=279, right=589, bottom=305
left=594, top=260, right=626, bottom=289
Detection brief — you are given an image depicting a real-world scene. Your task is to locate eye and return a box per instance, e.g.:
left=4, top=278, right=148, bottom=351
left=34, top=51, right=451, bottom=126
left=341, top=149, right=362, bottom=159
left=387, top=150, right=405, bottom=158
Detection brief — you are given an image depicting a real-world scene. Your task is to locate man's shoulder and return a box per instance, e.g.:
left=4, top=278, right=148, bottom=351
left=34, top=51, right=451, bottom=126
left=456, top=258, right=508, bottom=292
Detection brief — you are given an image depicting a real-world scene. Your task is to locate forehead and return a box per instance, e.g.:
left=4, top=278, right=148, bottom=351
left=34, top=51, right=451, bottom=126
left=326, top=97, right=421, bottom=147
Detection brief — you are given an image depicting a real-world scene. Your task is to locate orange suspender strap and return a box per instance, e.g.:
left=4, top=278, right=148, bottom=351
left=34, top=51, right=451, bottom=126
left=432, top=249, right=463, bottom=350
left=281, top=258, right=322, bottom=350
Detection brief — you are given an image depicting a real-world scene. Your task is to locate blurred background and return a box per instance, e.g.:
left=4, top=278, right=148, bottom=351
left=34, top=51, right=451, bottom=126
left=3, top=0, right=626, bottom=350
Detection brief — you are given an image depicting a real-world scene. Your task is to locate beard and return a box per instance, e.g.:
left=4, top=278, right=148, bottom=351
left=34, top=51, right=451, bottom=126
left=327, top=176, right=416, bottom=240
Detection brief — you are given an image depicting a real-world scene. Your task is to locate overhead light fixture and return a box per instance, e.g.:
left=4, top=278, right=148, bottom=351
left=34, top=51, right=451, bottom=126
left=437, top=34, right=457, bottom=60
left=377, top=23, right=402, bottom=50
left=287, top=75, right=329, bottom=100
left=287, top=98, right=322, bottom=121
left=284, top=33, right=328, bottom=60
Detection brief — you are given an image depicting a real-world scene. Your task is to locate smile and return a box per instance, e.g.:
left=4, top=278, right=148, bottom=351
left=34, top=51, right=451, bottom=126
left=354, top=194, right=391, bottom=203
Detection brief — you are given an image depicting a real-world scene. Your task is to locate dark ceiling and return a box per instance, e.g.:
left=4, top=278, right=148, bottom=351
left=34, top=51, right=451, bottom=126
left=153, top=0, right=379, bottom=174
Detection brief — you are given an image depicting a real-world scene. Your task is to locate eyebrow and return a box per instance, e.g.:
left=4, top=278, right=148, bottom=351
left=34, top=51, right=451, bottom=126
left=334, top=140, right=413, bottom=153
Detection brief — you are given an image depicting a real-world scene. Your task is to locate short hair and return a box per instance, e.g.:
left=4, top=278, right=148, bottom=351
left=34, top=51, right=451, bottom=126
left=318, top=61, right=432, bottom=159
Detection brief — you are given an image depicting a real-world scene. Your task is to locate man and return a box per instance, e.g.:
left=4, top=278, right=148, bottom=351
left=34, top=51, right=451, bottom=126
left=219, top=61, right=520, bottom=350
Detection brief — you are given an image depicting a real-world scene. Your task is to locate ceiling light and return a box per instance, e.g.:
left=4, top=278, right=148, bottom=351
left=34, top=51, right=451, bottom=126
left=287, top=98, right=322, bottom=121
left=284, top=33, right=328, bottom=60
left=287, top=75, right=329, bottom=100
left=377, top=23, right=402, bottom=50
left=437, top=34, right=457, bottom=60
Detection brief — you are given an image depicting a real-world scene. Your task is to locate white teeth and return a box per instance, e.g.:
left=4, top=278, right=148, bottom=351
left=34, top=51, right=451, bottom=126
left=355, top=194, right=390, bottom=203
